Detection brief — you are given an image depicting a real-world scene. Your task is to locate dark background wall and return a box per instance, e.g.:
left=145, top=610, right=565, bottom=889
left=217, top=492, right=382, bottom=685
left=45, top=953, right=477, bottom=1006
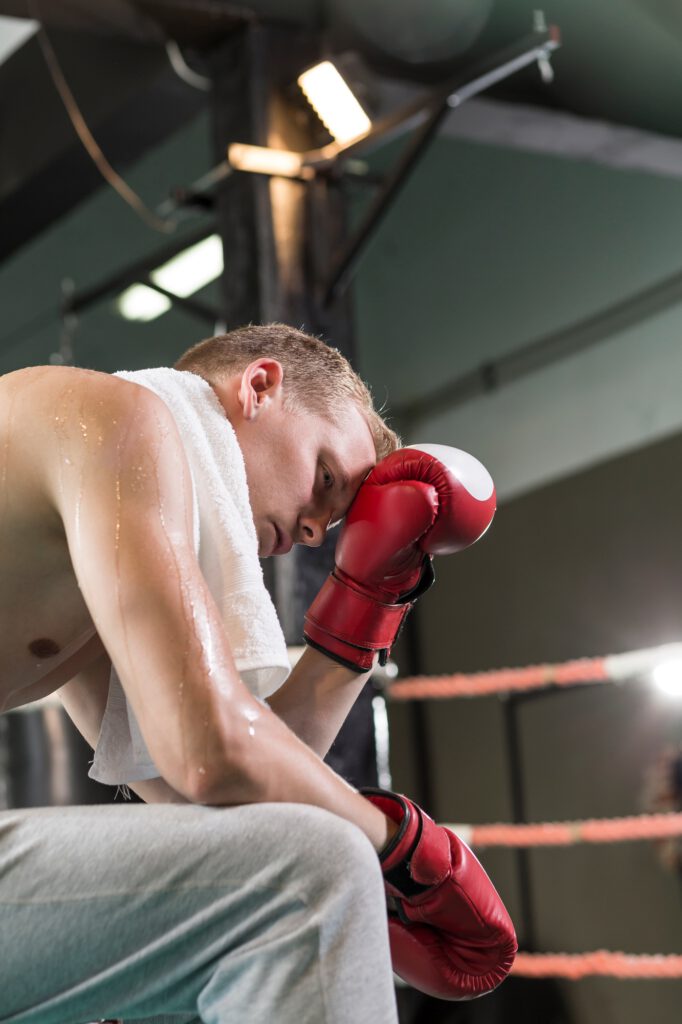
left=388, top=431, right=682, bottom=1023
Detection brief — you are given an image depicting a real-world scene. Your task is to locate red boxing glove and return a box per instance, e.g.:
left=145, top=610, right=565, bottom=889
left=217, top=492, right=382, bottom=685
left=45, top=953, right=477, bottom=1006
left=304, top=444, right=496, bottom=672
left=363, top=789, right=517, bottom=1000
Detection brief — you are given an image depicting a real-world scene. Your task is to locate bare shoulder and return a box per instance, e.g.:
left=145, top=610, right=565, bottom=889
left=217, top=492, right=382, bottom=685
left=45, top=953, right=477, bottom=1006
left=0, top=364, right=174, bottom=440
left=0, top=365, right=183, bottom=518
left=0, top=364, right=174, bottom=437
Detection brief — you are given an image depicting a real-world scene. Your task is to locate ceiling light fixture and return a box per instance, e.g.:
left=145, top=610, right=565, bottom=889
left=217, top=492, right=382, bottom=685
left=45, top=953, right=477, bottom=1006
left=297, top=61, right=371, bottom=144
left=116, top=284, right=171, bottom=322
left=116, top=234, right=223, bottom=322
left=150, top=234, right=223, bottom=298
left=0, top=16, right=38, bottom=65
left=227, top=143, right=309, bottom=179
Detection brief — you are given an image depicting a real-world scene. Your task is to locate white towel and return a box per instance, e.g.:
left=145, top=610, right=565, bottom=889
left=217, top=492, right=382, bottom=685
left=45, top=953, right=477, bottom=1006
left=89, top=368, right=290, bottom=785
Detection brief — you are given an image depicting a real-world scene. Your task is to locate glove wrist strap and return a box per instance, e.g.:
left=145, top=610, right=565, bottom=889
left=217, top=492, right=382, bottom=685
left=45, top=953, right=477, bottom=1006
left=362, top=789, right=432, bottom=898
left=304, top=573, right=411, bottom=671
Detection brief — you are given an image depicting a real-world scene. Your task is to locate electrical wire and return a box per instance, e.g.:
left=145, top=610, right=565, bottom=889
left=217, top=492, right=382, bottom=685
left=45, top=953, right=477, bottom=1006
left=33, top=16, right=176, bottom=234
left=165, top=40, right=211, bottom=91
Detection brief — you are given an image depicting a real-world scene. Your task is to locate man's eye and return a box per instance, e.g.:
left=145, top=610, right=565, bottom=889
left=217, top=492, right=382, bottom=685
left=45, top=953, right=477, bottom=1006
left=322, top=466, right=334, bottom=489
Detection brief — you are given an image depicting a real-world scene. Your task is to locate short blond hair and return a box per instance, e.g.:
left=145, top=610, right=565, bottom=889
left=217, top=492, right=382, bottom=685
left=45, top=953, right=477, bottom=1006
left=174, top=323, right=401, bottom=461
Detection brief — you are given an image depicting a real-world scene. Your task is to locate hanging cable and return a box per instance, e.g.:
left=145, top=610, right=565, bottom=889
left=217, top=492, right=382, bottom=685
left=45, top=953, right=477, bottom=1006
left=32, top=15, right=175, bottom=234
left=165, top=40, right=211, bottom=91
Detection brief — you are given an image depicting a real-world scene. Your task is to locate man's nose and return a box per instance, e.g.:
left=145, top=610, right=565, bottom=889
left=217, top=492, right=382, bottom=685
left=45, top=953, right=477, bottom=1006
left=299, top=509, right=331, bottom=547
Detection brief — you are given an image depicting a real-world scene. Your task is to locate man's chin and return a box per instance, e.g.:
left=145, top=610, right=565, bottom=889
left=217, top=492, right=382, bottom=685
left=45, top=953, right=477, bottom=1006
left=258, top=539, right=271, bottom=558
left=257, top=522, right=277, bottom=558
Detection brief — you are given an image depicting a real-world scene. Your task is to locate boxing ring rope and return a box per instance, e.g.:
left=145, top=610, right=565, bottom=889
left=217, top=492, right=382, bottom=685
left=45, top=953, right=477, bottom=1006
left=383, top=642, right=682, bottom=981
left=386, top=641, right=682, bottom=700
left=511, top=952, right=682, bottom=979
left=447, top=812, right=682, bottom=849
left=440, top=811, right=682, bottom=978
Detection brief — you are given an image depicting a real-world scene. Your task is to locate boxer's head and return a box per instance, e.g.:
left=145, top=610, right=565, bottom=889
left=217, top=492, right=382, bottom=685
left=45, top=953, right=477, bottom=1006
left=175, top=324, right=400, bottom=557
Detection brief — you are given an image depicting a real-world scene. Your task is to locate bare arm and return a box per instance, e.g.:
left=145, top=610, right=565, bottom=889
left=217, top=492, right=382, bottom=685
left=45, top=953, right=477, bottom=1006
left=267, top=646, right=374, bottom=757
left=59, top=640, right=372, bottom=802
left=44, top=372, right=396, bottom=851
left=57, top=648, right=188, bottom=804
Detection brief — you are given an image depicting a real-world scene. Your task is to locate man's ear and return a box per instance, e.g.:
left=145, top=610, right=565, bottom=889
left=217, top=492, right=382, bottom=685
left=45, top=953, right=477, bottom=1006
left=237, top=359, right=284, bottom=420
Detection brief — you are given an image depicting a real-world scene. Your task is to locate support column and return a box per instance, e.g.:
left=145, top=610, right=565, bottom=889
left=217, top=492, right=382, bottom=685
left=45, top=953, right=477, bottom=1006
left=209, top=25, right=377, bottom=785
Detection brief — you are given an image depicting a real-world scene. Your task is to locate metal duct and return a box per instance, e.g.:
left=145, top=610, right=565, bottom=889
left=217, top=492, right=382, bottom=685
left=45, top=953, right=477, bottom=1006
left=329, top=0, right=495, bottom=68
left=1, top=0, right=494, bottom=68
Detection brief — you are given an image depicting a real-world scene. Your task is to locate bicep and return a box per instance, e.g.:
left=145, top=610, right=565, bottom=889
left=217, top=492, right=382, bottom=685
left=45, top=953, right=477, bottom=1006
left=51, top=382, right=244, bottom=795
left=57, top=384, right=201, bottom=668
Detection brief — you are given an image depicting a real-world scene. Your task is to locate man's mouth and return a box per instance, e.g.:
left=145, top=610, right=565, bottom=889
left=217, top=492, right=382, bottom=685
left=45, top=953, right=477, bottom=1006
left=271, top=522, right=292, bottom=556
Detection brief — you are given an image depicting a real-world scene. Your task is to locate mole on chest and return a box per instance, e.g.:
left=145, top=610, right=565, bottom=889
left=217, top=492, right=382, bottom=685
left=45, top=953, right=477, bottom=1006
left=28, top=638, right=62, bottom=659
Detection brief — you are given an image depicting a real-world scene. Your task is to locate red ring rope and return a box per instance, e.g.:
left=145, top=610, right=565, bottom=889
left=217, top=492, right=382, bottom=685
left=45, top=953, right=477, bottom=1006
left=389, top=658, right=610, bottom=700
left=512, top=951, right=682, bottom=979
left=453, top=812, right=682, bottom=848
left=388, top=642, right=682, bottom=700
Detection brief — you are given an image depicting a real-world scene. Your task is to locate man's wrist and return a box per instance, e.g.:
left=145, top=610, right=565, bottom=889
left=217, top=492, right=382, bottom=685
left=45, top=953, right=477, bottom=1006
left=297, top=644, right=376, bottom=685
left=379, top=814, right=401, bottom=856
left=361, top=801, right=400, bottom=855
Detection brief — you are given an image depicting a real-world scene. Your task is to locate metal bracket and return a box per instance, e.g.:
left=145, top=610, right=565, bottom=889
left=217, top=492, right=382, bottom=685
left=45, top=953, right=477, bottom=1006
left=322, top=23, right=561, bottom=306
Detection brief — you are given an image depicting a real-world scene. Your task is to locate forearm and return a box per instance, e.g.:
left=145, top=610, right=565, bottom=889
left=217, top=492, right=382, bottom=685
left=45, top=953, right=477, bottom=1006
left=266, top=646, right=374, bottom=756
left=59, top=647, right=394, bottom=850
left=137, top=705, right=395, bottom=851
left=201, top=692, right=397, bottom=853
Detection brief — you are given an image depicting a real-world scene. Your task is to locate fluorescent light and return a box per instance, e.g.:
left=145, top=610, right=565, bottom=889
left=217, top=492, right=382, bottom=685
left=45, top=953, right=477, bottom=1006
left=116, top=234, right=222, bottom=322
left=0, top=17, right=38, bottom=65
left=150, top=234, right=223, bottom=298
left=298, top=61, right=371, bottom=144
left=117, top=284, right=171, bottom=322
left=652, top=658, right=682, bottom=698
left=228, top=143, right=307, bottom=178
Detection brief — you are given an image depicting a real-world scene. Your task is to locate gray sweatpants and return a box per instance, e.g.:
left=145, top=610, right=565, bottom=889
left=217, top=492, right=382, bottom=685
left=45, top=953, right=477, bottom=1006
left=0, top=802, right=399, bottom=1024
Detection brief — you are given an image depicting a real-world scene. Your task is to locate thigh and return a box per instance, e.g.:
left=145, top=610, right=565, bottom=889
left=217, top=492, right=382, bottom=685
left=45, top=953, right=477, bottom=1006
left=0, top=802, right=326, bottom=1023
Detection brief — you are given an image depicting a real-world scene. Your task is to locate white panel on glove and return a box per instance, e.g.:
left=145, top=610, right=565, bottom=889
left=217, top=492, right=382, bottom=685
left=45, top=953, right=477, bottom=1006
left=408, top=443, right=494, bottom=501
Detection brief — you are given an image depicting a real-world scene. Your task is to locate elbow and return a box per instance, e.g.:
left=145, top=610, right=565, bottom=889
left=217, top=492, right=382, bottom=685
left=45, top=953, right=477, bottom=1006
left=181, top=746, right=261, bottom=806
left=153, top=696, right=271, bottom=806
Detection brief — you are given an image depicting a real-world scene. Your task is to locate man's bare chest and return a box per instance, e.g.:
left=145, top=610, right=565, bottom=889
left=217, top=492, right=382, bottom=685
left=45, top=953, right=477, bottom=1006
left=0, top=513, right=99, bottom=708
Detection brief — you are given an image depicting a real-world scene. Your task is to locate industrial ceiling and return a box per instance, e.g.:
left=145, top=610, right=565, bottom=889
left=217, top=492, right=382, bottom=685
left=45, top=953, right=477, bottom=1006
left=2, top=0, right=682, bottom=495
left=3, top=0, right=682, bottom=262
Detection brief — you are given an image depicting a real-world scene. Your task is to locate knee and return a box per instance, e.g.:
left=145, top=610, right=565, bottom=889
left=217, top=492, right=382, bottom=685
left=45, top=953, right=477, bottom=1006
left=286, top=805, right=384, bottom=901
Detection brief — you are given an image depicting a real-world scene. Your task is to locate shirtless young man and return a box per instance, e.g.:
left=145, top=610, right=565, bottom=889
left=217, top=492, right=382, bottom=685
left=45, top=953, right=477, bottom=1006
left=0, top=324, right=516, bottom=1024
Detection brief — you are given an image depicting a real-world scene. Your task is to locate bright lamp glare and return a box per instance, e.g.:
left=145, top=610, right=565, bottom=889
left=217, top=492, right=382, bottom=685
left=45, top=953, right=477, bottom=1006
left=228, top=143, right=304, bottom=178
left=116, top=235, right=223, bottom=322
left=117, top=284, right=171, bottom=322
left=298, top=61, right=371, bottom=144
left=150, top=234, right=223, bottom=298
left=652, top=658, right=682, bottom=697
left=0, top=16, right=38, bottom=64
